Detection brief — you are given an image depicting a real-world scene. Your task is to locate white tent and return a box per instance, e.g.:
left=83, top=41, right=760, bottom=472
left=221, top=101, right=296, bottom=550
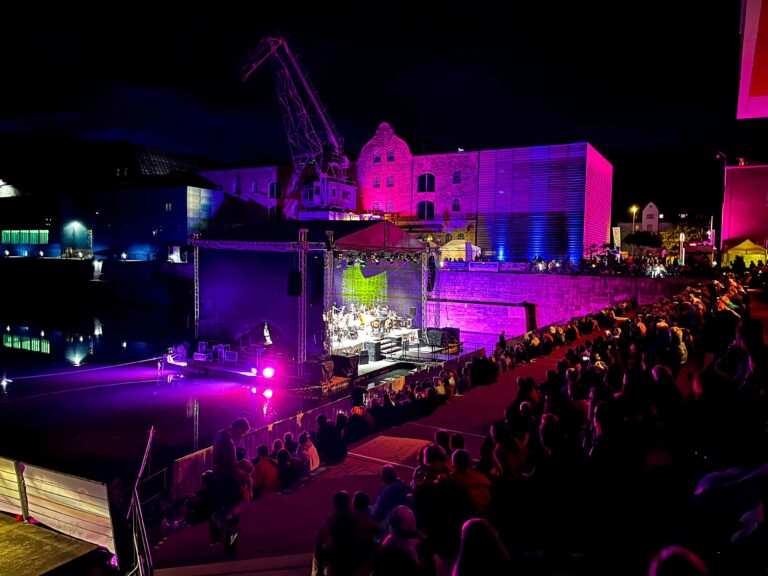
left=724, top=238, right=767, bottom=266
left=440, top=240, right=481, bottom=261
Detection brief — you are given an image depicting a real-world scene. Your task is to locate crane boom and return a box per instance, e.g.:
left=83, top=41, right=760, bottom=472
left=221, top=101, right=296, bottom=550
left=243, top=36, right=350, bottom=188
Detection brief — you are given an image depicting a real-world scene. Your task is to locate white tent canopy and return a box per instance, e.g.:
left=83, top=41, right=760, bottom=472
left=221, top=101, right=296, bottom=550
left=440, top=239, right=481, bottom=261
left=724, top=238, right=767, bottom=266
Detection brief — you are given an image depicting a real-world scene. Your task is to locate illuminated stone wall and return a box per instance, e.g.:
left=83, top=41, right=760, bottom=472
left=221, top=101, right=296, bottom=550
left=427, top=271, right=688, bottom=350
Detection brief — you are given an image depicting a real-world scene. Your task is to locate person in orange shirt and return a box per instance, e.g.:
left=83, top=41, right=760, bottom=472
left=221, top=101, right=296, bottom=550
left=250, top=444, right=280, bottom=498
left=438, top=449, right=491, bottom=516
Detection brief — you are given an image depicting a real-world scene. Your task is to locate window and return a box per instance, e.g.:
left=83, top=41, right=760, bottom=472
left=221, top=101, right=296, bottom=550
left=1, top=230, right=48, bottom=244
left=458, top=233, right=465, bottom=240
left=453, top=170, right=461, bottom=184
left=417, top=173, right=435, bottom=192
left=373, top=201, right=382, bottom=212
left=269, top=181, right=281, bottom=199
left=332, top=188, right=337, bottom=197
left=386, top=201, right=393, bottom=212
left=445, top=233, right=452, bottom=242
left=251, top=181, right=258, bottom=195
left=387, top=149, right=395, bottom=162
left=373, top=176, right=381, bottom=188
left=452, top=199, right=461, bottom=212
left=165, top=202, right=172, bottom=212
left=647, top=213, right=656, bottom=219
left=373, top=151, right=382, bottom=163
left=386, top=175, right=394, bottom=187
left=303, top=187, right=313, bottom=201
left=417, top=201, right=435, bottom=220
left=269, top=205, right=282, bottom=220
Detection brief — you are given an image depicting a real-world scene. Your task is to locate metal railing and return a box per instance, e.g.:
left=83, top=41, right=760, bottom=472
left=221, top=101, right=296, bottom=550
left=127, top=427, right=155, bottom=576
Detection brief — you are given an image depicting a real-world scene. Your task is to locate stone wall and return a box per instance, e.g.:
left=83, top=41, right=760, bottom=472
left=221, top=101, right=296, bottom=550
left=426, top=271, right=690, bottom=349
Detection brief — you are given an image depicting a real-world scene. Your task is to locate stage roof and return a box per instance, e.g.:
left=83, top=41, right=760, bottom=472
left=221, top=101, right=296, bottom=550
left=198, top=219, right=381, bottom=245
left=334, top=221, right=426, bottom=254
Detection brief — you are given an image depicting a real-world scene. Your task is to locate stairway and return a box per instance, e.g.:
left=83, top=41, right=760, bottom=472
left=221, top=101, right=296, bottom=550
left=377, top=336, right=402, bottom=358
left=155, top=553, right=313, bottom=576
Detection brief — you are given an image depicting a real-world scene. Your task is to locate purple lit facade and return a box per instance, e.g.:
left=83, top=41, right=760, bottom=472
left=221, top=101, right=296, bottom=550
left=356, top=124, right=613, bottom=262
left=720, top=164, right=768, bottom=250
left=200, top=124, right=612, bottom=262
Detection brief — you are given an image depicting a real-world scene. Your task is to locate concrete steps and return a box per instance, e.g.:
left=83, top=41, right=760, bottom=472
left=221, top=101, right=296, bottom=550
left=154, top=552, right=313, bottom=576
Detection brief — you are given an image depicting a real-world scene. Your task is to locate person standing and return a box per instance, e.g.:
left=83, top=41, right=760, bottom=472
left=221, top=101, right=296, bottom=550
left=498, top=330, right=507, bottom=353
left=211, top=417, right=250, bottom=548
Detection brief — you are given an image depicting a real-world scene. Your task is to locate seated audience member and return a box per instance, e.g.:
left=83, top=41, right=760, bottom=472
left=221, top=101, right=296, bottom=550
left=453, top=518, right=512, bottom=576
left=439, top=449, right=492, bottom=515
left=648, top=545, right=708, bottom=576
left=371, top=465, right=411, bottom=528
left=298, top=431, right=321, bottom=472
left=250, top=444, right=280, bottom=498
left=283, top=432, right=299, bottom=455
left=276, top=448, right=303, bottom=490
left=371, top=506, right=425, bottom=576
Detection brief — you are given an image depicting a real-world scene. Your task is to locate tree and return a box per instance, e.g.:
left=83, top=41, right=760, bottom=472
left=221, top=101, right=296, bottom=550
left=624, top=231, right=662, bottom=249
left=660, top=224, right=707, bottom=258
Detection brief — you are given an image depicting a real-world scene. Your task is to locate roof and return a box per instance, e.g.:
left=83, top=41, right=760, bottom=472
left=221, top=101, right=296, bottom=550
left=334, top=221, right=426, bottom=254
left=725, top=238, right=766, bottom=254
left=198, top=219, right=381, bottom=245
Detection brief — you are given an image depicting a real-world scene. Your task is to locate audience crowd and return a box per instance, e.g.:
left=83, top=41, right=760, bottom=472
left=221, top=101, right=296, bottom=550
left=197, top=272, right=767, bottom=575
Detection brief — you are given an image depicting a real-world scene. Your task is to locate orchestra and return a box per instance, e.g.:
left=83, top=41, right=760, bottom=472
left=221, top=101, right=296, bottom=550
left=327, top=301, right=413, bottom=345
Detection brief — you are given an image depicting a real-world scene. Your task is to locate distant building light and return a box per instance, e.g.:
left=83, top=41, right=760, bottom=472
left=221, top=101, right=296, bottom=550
left=38, top=250, right=44, bottom=258
left=659, top=214, right=664, bottom=219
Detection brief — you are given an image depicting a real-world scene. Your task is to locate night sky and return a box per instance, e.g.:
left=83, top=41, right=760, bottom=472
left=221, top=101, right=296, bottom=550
left=2, top=2, right=767, bottom=221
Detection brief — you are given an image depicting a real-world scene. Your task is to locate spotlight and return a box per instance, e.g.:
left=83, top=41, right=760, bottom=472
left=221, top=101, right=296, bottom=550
left=38, top=250, right=44, bottom=258
left=3, top=250, right=8, bottom=257
left=251, top=367, right=258, bottom=375
left=263, top=388, right=274, bottom=399
left=121, top=252, right=127, bottom=261
left=251, top=387, right=258, bottom=394
left=262, top=366, right=275, bottom=378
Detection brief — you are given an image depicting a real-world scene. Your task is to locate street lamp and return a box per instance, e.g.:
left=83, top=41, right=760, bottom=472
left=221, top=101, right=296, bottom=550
left=630, top=205, right=639, bottom=258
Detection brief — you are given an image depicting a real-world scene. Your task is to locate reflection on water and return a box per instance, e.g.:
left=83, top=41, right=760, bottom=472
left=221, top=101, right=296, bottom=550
left=1, top=318, right=168, bottom=375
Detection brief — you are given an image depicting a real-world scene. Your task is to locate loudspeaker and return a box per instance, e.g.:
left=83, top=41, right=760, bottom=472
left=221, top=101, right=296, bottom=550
left=427, top=329, right=443, bottom=346
left=427, top=255, right=436, bottom=292
left=288, top=270, right=302, bottom=296
left=332, top=353, right=359, bottom=378
left=365, top=341, right=382, bottom=361
left=442, top=327, right=461, bottom=343
left=358, top=350, right=369, bottom=365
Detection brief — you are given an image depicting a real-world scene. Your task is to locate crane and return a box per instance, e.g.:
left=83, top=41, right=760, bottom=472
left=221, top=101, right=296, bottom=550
left=243, top=36, right=355, bottom=209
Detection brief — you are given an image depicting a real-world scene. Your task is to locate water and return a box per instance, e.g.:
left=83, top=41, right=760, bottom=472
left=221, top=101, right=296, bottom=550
left=0, top=311, right=320, bottom=485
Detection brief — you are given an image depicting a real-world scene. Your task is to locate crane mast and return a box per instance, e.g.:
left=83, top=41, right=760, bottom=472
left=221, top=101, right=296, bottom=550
left=243, top=36, right=354, bottom=209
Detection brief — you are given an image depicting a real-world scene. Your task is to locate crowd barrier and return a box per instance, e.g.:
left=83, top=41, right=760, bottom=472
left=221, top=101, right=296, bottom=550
left=0, top=455, right=116, bottom=554
left=170, top=395, right=354, bottom=500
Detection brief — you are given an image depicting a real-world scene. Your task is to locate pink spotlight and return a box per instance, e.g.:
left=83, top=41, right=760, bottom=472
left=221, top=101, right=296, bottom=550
left=251, top=387, right=258, bottom=394
left=251, top=367, right=258, bottom=374
left=262, top=366, right=275, bottom=379
left=263, top=388, right=274, bottom=399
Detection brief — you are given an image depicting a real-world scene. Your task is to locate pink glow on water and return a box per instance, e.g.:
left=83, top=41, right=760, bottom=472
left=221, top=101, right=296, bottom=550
left=262, top=366, right=275, bottom=379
